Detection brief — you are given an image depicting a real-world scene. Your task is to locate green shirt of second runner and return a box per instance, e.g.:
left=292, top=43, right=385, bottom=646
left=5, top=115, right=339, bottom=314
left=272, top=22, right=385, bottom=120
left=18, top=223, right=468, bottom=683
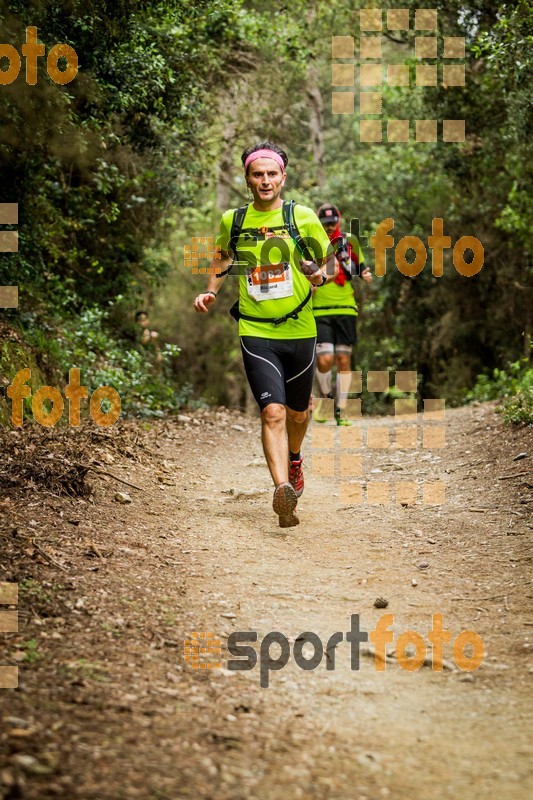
left=216, top=204, right=331, bottom=339
left=312, top=236, right=365, bottom=318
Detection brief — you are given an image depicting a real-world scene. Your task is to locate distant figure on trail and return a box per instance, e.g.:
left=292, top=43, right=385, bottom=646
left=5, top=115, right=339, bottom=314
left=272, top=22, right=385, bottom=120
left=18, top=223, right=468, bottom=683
left=135, top=310, right=162, bottom=366
left=312, top=203, right=372, bottom=425
left=194, top=140, right=337, bottom=528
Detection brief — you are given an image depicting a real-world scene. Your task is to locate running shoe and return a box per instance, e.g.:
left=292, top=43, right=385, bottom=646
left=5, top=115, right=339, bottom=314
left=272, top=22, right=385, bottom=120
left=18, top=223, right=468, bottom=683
left=272, top=482, right=299, bottom=528
left=336, top=415, right=352, bottom=426
left=335, top=407, right=352, bottom=426
left=312, top=392, right=335, bottom=423
left=312, top=398, right=327, bottom=423
left=288, top=457, right=304, bottom=498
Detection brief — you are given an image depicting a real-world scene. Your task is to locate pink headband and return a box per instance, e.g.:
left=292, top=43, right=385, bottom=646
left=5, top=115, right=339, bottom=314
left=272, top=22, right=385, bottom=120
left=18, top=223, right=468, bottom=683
left=244, top=149, right=285, bottom=172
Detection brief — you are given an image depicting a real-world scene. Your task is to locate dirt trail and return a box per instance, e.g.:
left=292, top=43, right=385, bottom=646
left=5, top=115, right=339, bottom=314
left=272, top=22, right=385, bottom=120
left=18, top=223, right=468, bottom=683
left=1, top=403, right=532, bottom=799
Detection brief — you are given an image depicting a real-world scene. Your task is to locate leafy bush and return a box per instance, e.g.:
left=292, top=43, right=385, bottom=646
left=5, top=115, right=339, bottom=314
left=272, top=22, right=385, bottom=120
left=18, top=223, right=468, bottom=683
left=466, top=358, right=532, bottom=425
left=21, top=307, right=188, bottom=417
left=499, top=369, right=533, bottom=425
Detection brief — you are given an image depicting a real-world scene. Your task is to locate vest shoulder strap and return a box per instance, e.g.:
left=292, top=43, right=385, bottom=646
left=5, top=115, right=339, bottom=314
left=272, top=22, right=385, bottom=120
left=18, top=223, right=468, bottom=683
left=282, top=200, right=314, bottom=262
left=229, top=204, right=249, bottom=255
left=216, top=204, right=249, bottom=277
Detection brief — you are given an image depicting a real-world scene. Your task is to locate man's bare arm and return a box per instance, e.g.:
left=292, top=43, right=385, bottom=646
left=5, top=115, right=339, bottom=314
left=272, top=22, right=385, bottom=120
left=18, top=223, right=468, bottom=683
left=301, top=249, right=339, bottom=285
left=193, top=250, right=233, bottom=313
left=320, top=249, right=339, bottom=283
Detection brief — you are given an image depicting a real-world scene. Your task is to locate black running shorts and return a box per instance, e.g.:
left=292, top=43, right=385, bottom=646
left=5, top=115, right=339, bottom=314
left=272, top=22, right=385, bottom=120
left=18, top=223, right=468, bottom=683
left=315, top=314, right=357, bottom=347
left=240, top=336, right=316, bottom=412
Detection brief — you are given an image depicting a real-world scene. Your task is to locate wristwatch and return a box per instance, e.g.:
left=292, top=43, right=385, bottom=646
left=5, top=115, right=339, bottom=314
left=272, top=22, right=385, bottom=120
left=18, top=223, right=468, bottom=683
left=318, top=272, right=327, bottom=286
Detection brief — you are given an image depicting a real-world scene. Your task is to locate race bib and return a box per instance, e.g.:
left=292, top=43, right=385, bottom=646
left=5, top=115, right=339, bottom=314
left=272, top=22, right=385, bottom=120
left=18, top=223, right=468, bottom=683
left=246, top=262, right=294, bottom=302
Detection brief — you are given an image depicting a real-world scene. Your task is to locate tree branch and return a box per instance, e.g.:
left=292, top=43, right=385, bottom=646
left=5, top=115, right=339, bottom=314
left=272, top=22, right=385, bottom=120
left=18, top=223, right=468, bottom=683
left=219, top=174, right=248, bottom=202
left=383, top=32, right=409, bottom=45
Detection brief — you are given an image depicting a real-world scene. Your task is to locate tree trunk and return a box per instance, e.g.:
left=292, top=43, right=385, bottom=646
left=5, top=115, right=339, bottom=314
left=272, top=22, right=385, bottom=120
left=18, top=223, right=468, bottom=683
left=306, top=64, right=326, bottom=189
left=216, top=119, right=237, bottom=212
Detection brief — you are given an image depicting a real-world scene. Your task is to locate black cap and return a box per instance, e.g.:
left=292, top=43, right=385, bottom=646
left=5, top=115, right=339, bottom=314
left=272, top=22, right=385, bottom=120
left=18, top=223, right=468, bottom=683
left=317, top=203, right=340, bottom=224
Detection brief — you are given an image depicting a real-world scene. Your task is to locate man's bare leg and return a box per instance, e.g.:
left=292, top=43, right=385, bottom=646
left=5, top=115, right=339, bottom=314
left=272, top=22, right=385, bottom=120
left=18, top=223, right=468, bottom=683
left=286, top=406, right=310, bottom=456
left=261, top=403, right=301, bottom=528
left=260, top=407, right=310, bottom=482
left=315, top=353, right=334, bottom=397
left=261, top=403, right=289, bottom=486
left=335, top=352, right=353, bottom=418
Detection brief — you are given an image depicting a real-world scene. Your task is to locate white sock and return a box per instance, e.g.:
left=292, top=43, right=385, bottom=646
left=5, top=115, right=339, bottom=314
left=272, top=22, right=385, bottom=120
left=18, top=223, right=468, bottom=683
left=316, top=368, right=332, bottom=397
left=336, top=371, right=353, bottom=411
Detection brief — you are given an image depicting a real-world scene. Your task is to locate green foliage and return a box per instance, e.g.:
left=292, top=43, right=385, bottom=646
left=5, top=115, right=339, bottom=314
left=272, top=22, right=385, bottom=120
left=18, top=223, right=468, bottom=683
left=19, top=578, right=52, bottom=604
left=466, top=359, right=533, bottom=425
left=0, top=0, right=267, bottom=413
left=64, top=658, right=109, bottom=681
left=501, top=386, right=533, bottom=426
left=466, top=360, right=528, bottom=403
left=0, top=0, right=260, bottom=308
left=21, top=307, right=185, bottom=416
left=19, top=638, right=43, bottom=664
left=316, top=0, right=532, bottom=403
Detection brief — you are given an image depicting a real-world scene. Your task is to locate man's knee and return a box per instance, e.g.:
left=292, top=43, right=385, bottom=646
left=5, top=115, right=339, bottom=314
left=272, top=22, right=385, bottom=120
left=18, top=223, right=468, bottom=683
left=317, top=353, right=334, bottom=372
left=336, top=355, right=351, bottom=372
left=316, top=342, right=334, bottom=372
left=261, top=403, right=286, bottom=425
left=286, top=407, right=308, bottom=424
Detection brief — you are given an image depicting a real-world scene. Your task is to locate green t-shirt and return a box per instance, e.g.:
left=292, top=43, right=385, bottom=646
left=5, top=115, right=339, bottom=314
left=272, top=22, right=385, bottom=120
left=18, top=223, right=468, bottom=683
left=216, top=202, right=331, bottom=339
left=312, top=235, right=365, bottom=318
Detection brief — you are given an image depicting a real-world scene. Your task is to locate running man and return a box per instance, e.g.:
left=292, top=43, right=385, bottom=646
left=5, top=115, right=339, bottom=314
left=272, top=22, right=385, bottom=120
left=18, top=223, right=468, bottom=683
left=194, top=141, right=336, bottom=527
left=312, top=203, right=372, bottom=425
